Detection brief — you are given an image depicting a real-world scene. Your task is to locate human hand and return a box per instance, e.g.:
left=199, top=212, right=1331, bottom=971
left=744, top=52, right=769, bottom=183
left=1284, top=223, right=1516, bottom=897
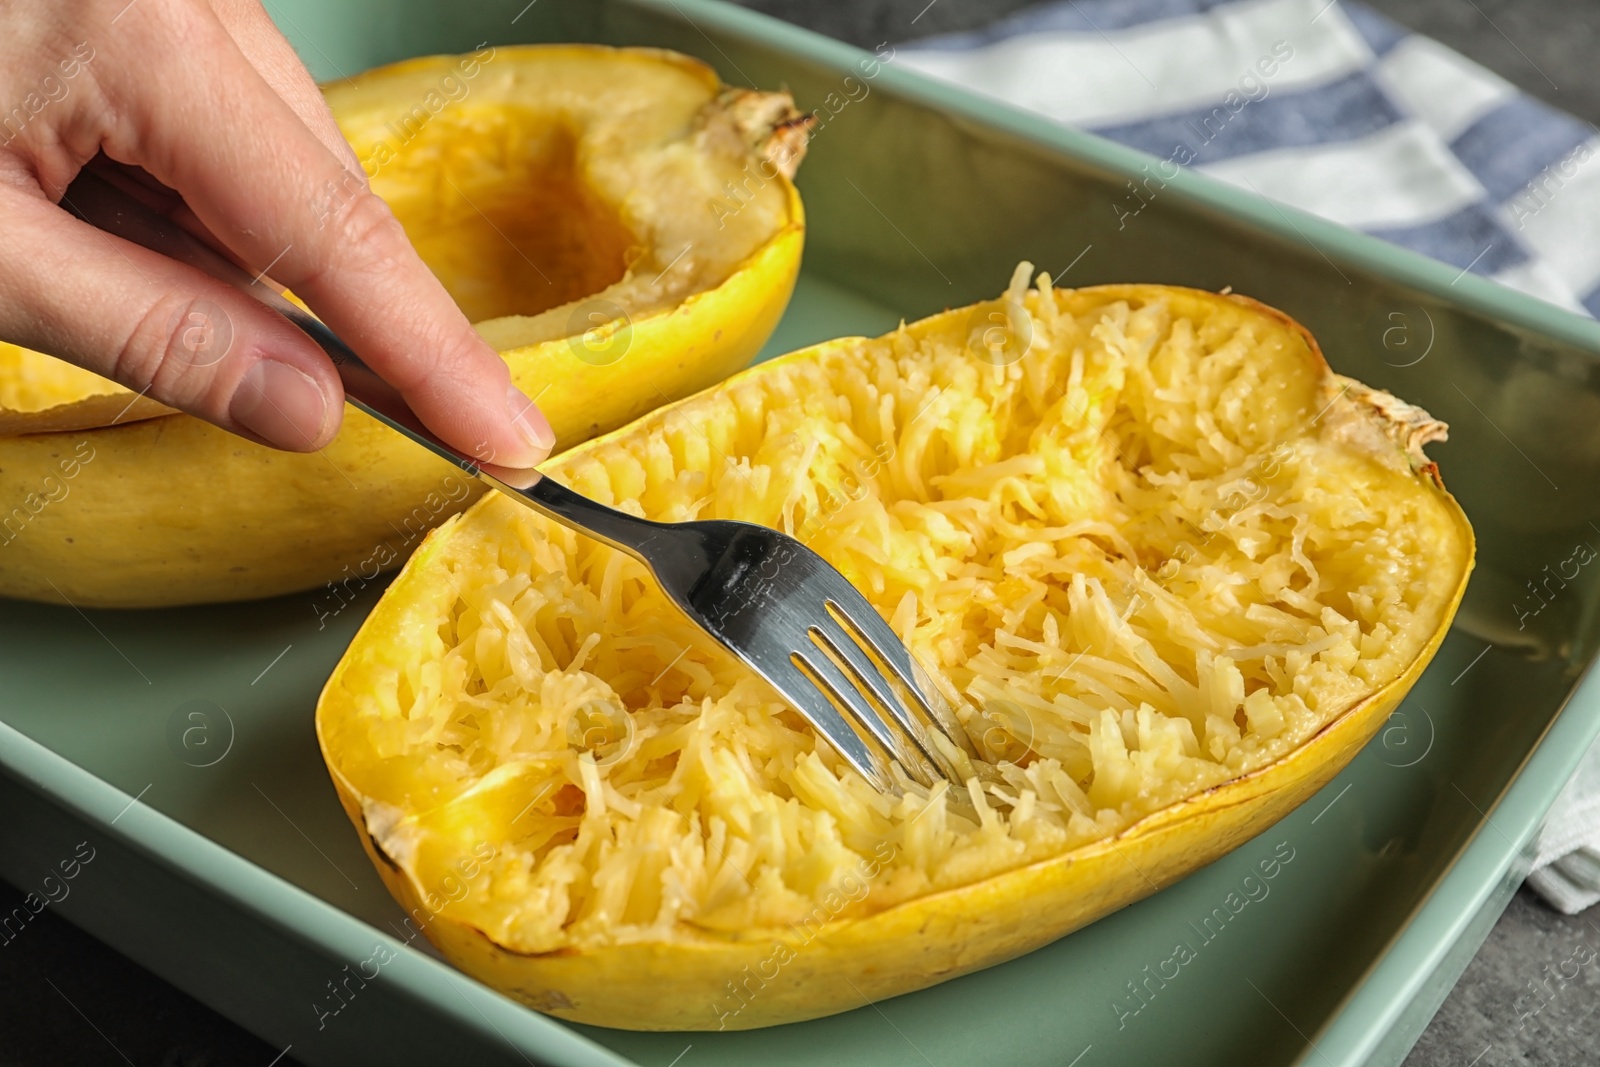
left=0, top=0, right=554, bottom=467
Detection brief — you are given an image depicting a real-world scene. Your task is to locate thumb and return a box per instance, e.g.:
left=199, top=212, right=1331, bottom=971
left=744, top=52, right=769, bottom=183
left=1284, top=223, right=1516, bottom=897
left=0, top=181, right=343, bottom=451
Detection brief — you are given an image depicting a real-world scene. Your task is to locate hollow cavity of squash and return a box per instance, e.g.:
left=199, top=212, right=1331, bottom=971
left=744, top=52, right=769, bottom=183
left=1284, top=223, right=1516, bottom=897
left=395, top=114, right=635, bottom=321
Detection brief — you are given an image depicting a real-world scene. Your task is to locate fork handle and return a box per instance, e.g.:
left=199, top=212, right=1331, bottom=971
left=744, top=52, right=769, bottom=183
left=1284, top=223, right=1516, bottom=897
left=61, top=164, right=659, bottom=556
left=506, top=475, right=669, bottom=557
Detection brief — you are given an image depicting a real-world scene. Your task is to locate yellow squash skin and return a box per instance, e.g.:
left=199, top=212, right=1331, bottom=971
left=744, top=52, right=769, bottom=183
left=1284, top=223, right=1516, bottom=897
left=318, top=284, right=1474, bottom=1030
left=0, top=46, right=805, bottom=608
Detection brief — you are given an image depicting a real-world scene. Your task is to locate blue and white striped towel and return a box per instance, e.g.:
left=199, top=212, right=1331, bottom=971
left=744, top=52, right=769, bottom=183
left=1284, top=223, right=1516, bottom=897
left=901, top=0, right=1600, bottom=913
left=900, top=0, right=1600, bottom=317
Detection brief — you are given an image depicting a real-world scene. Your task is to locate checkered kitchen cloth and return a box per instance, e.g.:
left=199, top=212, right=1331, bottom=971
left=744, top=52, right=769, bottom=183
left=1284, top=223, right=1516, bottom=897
left=900, top=0, right=1600, bottom=912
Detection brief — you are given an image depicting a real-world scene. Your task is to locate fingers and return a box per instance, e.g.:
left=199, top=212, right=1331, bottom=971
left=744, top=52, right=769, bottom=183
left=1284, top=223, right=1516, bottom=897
left=207, top=0, right=361, bottom=171
left=0, top=181, right=343, bottom=451
left=89, top=1, right=554, bottom=468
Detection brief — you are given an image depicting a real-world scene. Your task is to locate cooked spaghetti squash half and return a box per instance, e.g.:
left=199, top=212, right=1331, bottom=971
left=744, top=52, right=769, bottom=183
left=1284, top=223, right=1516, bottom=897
left=318, top=269, right=1473, bottom=1029
left=0, top=45, right=807, bottom=607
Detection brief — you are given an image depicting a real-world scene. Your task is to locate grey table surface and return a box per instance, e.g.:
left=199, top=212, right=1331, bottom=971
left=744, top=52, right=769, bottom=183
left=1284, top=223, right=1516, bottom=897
left=3, top=1, right=1597, bottom=1065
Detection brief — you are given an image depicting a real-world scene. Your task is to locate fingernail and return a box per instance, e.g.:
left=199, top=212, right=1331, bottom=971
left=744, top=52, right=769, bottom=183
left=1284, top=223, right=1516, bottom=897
left=230, top=360, right=331, bottom=450
left=506, top=382, right=556, bottom=462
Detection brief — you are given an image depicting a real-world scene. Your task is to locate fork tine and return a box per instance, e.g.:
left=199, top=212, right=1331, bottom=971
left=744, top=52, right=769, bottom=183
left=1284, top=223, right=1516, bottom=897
left=808, top=621, right=944, bottom=789
left=824, top=597, right=976, bottom=763
left=790, top=647, right=918, bottom=790
left=766, top=657, right=896, bottom=795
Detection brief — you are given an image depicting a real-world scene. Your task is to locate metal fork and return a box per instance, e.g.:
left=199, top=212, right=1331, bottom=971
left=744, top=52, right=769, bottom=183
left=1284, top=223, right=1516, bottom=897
left=63, top=166, right=975, bottom=796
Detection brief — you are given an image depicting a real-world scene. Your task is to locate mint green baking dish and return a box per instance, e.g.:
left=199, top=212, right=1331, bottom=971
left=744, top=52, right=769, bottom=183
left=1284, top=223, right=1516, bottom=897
left=3, top=1, right=1600, bottom=1064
